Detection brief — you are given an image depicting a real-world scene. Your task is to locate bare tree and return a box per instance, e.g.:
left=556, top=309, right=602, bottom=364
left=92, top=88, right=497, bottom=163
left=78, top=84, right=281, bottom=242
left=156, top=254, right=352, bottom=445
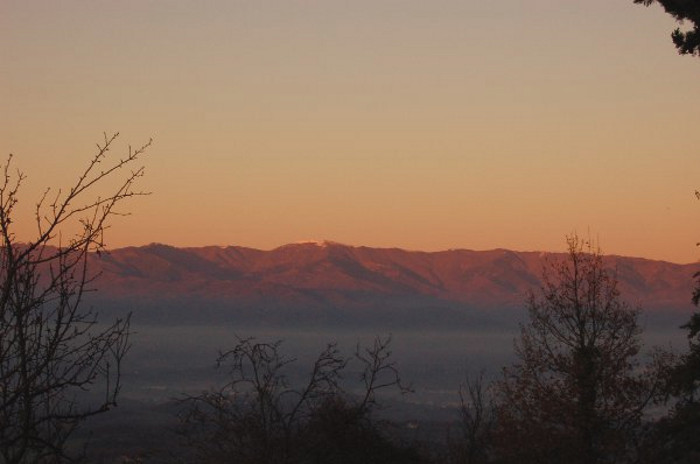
left=491, top=235, right=664, bottom=464
left=446, top=372, right=493, bottom=464
left=0, top=133, right=150, bottom=463
left=354, top=335, right=412, bottom=414
left=178, top=337, right=346, bottom=464
left=178, top=335, right=416, bottom=464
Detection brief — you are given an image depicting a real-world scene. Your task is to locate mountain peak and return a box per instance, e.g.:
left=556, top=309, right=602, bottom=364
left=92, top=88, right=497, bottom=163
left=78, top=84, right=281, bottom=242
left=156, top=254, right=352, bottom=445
left=285, top=240, right=348, bottom=248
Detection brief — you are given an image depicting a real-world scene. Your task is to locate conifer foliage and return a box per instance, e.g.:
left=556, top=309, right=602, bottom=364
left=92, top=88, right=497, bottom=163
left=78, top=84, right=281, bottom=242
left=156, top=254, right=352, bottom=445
left=635, top=0, right=700, bottom=55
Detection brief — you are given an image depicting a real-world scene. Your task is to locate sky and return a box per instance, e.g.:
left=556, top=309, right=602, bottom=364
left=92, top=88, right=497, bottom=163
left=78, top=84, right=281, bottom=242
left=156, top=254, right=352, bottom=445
left=1, top=0, right=699, bottom=263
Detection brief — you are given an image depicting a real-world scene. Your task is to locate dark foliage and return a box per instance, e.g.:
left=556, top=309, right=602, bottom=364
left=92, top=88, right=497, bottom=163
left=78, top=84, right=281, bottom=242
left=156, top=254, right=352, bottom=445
left=298, top=395, right=425, bottom=464
left=642, top=228, right=700, bottom=462
left=635, top=0, right=700, bottom=56
left=640, top=401, right=700, bottom=463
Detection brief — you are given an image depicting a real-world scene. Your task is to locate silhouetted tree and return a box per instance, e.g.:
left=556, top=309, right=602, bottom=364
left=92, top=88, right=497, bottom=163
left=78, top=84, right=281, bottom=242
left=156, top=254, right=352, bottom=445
left=446, top=372, right=494, bottom=464
left=635, top=0, right=700, bottom=56
left=0, top=133, right=150, bottom=463
left=639, top=231, right=700, bottom=463
left=491, top=235, right=664, bottom=464
left=299, top=394, right=426, bottom=464
left=178, top=335, right=420, bottom=464
left=682, top=202, right=700, bottom=404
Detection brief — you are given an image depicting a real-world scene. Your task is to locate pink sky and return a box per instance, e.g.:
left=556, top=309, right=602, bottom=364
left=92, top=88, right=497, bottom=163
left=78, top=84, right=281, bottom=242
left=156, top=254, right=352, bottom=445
left=1, top=1, right=699, bottom=263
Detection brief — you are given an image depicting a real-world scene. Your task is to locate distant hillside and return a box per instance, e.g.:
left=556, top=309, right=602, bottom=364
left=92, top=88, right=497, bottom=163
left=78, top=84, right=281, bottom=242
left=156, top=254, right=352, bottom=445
left=87, top=241, right=698, bottom=328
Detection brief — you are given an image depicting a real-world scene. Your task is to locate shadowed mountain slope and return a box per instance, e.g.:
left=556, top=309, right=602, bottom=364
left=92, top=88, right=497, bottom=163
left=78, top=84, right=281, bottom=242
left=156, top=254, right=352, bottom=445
left=88, top=242, right=697, bottom=327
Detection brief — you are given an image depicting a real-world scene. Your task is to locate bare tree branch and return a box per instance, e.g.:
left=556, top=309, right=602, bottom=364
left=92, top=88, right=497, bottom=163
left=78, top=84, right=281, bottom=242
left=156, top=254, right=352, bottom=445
left=0, top=133, right=150, bottom=463
left=178, top=335, right=417, bottom=464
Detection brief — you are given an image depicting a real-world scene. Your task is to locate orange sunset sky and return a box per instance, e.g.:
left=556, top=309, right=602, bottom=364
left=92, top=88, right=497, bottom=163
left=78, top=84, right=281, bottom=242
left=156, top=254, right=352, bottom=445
left=1, top=1, right=699, bottom=263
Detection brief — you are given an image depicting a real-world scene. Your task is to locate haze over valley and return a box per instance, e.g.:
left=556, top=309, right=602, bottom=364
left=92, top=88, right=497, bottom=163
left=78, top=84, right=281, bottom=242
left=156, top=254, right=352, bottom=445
left=83, top=241, right=696, bottom=403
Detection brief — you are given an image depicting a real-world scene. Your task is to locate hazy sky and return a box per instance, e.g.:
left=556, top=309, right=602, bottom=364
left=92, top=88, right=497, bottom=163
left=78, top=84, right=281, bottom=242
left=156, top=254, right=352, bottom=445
left=1, top=0, right=699, bottom=263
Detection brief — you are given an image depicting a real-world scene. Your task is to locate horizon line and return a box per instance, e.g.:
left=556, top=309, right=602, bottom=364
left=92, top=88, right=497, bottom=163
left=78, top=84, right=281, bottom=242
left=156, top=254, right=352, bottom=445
left=99, top=240, right=699, bottom=266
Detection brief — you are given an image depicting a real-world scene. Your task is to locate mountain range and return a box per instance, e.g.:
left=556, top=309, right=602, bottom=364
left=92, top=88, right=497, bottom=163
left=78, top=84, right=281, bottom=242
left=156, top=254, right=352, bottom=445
left=88, top=241, right=698, bottom=328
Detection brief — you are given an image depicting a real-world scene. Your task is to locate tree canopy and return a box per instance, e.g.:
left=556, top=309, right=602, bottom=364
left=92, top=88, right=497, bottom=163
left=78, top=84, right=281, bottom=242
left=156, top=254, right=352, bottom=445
left=491, top=236, right=664, bottom=464
left=635, top=0, right=700, bottom=56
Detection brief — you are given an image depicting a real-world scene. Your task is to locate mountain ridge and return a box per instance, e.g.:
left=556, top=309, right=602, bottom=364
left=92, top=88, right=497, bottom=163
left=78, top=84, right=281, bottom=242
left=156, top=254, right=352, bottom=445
left=86, top=242, right=698, bottom=327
